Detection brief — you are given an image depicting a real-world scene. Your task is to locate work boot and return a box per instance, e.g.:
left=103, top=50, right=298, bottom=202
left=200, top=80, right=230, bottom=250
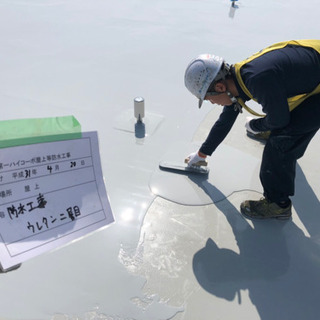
left=246, top=130, right=271, bottom=142
left=240, top=198, right=292, bottom=220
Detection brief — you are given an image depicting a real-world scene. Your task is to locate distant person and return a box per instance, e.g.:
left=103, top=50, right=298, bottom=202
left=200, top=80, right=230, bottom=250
left=184, top=40, right=320, bottom=220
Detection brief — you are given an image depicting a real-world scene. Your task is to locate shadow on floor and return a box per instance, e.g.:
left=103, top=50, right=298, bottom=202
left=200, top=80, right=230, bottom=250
left=190, top=165, right=320, bottom=320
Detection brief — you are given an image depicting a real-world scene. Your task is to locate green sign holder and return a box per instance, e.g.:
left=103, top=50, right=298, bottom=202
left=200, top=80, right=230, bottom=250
left=0, top=116, right=82, bottom=148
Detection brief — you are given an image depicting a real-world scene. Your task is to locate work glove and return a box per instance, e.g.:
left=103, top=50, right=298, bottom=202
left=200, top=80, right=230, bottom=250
left=185, top=151, right=207, bottom=167
left=245, top=116, right=260, bottom=135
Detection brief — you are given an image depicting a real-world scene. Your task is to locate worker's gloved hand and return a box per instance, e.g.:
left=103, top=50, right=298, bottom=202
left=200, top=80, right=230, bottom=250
left=245, top=116, right=260, bottom=135
left=185, top=151, right=207, bottom=167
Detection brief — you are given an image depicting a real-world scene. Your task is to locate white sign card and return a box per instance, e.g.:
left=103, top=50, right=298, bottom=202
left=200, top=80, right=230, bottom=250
left=0, top=131, right=114, bottom=270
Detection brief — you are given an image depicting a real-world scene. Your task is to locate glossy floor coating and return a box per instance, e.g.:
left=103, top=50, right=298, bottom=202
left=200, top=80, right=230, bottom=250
left=0, top=0, right=319, bottom=319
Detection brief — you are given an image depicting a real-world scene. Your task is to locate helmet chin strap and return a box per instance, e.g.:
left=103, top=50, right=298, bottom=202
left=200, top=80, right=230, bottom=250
left=226, top=91, right=237, bottom=104
left=226, top=90, right=243, bottom=113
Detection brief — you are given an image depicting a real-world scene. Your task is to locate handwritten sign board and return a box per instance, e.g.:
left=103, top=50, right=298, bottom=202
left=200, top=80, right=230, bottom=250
left=0, top=131, right=114, bottom=270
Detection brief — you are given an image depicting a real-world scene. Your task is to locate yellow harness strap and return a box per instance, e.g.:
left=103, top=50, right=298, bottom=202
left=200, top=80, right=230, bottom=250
left=234, top=39, right=320, bottom=117
left=237, top=97, right=265, bottom=117
left=287, top=84, right=320, bottom=110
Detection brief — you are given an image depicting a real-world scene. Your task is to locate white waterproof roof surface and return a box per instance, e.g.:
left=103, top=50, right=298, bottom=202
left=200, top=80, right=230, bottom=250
left=1, top=0, right=320, bottom=319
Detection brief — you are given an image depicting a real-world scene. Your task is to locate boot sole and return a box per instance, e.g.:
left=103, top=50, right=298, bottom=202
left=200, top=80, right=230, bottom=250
left=240, top=207, right=292, bottom=220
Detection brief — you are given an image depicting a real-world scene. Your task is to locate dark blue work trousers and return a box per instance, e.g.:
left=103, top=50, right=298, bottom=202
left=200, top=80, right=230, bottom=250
left=260, top=94, right=320, bottom=203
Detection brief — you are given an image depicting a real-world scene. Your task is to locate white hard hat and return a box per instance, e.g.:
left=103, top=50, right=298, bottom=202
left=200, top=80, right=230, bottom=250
left=184, top=54, right=224, bottom=108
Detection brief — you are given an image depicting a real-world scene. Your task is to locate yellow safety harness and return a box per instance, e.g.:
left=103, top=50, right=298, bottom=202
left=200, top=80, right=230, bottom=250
left=234, top=39, right=320, bottom=117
